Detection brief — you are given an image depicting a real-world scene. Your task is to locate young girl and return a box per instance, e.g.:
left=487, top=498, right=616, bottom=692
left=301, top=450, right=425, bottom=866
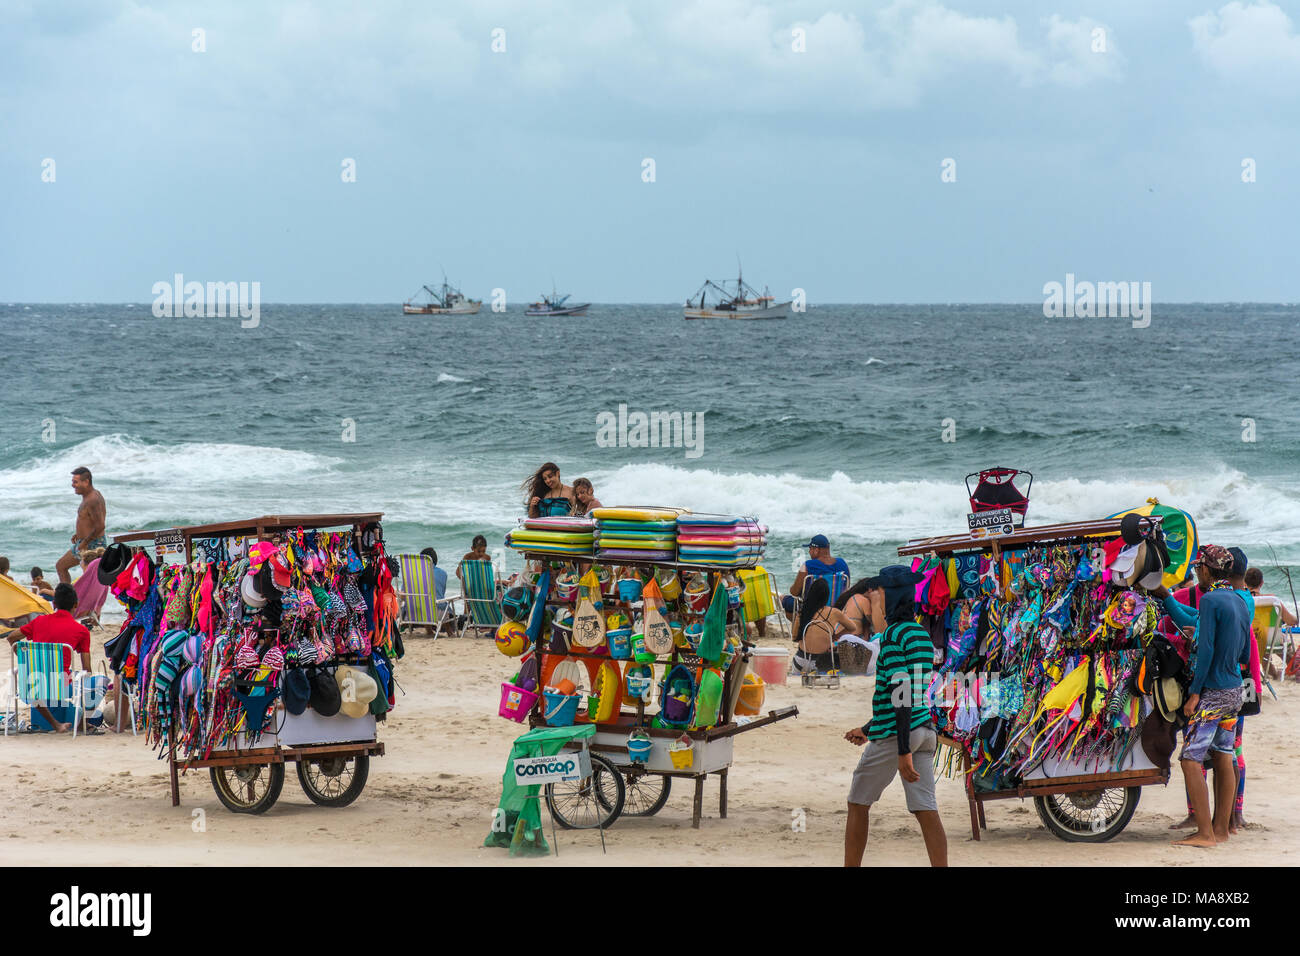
left=572, top=478, right=602, bottom=515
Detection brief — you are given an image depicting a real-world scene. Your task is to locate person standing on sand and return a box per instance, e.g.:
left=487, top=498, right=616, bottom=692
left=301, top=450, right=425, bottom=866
left=1169, top=545, right=1252, bottom=849
left=55, top=467, right=106, bottom=584
left=843, top=565, right=947, bottom=867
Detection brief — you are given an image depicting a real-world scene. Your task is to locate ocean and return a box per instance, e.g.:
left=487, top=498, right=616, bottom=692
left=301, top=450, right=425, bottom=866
left=3, top=303, right=1299, bottom=605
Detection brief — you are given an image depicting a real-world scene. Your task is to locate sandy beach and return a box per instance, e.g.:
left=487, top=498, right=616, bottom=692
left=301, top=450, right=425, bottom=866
left=2, top=626, right=1294, bottom=867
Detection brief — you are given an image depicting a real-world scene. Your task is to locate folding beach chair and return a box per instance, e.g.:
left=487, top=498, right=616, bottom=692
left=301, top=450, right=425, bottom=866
left=738, top=567, right=788, bottom=638
left=792, top=574, right=847, bottom=690
left=396, top=554, right=459, bottom=639
left=5, top=640, right=90, bottom=737
left=72, top=558, right=111, bottom=630
left=460, top=558, right=503, bottom=636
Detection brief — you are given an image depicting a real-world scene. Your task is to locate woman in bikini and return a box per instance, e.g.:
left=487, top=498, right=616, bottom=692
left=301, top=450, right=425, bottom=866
left=792, top=577, right=863, bottom=673
left=523, top=462, right=576, bottom=517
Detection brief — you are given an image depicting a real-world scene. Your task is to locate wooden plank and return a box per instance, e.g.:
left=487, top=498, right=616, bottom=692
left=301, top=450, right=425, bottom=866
left=702, top=706, right=798, bottom=739
left=897, top=516, right=1163, bottom=557
left=115, top=513, right=384, bottom=544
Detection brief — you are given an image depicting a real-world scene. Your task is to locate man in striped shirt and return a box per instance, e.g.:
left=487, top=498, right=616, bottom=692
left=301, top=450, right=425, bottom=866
left=844, top=565, right=948, bottom=867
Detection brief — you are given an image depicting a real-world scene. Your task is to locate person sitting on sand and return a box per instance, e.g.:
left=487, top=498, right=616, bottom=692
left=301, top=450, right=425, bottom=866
left=572, top=477, right=602, bottom=515
left=791, top=577, right=862, bottom=672
left=56, top=467, right=107, bottom=585
left=29, top=567, right=56, bottom=599
left=523, top=462, right=575, bottom=518
left=843, top=565, right=946, bottom=867
left=4, top=583, right=92, bottom=733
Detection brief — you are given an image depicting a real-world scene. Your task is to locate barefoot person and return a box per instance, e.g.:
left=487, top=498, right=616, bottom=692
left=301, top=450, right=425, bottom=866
left=55, top=467, right=106, bottom=584
left=843, top=565, right=947, bottom=867
left=522, top=462, right=575, bottom=518
left=1170, top=545, right=1252, bottom=849
left=3, top=583, right=91, bottom=733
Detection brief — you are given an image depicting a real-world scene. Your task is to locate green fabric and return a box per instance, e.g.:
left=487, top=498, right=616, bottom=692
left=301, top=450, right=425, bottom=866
left=867, top=622, right=934, bottom=740
left=699, top=579, right=728, bottom=662
left=483, top=723, right=596, bottom=857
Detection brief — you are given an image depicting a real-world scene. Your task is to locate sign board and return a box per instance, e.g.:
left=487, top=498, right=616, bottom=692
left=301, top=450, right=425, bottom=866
left=967, top=509, right=1014, bottom=539
left=511, top=749, right=592, bottom=786
left=154, top=528, right=185, bottom=554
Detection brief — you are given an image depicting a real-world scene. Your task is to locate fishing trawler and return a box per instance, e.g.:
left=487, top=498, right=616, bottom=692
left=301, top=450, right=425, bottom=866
left=683, top=264, right=790, bottom=320
left=525, top=286, right=590, bottom=316
left=402, top=275, right=482, bottom=315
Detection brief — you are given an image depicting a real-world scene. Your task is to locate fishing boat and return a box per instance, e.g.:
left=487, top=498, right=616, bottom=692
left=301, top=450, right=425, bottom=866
left=402, top=275, right=482, bottom=315
left=525, top=288, right=590, bottom=316
left=683, top=264, right=790, bottom=320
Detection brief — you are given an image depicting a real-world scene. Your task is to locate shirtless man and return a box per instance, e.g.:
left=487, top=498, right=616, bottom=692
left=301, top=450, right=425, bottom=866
left=55, top=467, right=106, bottom=584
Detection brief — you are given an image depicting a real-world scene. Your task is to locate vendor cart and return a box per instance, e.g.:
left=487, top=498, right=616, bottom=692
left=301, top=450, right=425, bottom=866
left=113, top=514, right=389, bottom=814
left=517, top=551, right=799, bottom=830
left=899, top=516, right=1173, bottom=843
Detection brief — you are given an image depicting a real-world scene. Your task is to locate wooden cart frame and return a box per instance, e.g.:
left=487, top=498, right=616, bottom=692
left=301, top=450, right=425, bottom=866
left=114, top=513, right=387, bottom=811
left=900, top=517, right=1174, bottom=842
left=520, top=551, right=799, bottom=828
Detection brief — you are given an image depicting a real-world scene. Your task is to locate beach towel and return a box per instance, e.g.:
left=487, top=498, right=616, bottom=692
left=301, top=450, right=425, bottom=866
left=71, top=560, right=110, bottom=622
left=699, top=579, right=728, bottom=662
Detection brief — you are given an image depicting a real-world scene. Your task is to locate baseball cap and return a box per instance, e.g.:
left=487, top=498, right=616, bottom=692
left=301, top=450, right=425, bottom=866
left=805, top=534, right=829, bottom=549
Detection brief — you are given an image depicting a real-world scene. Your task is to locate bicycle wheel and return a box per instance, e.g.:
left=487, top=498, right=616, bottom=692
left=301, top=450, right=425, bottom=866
left=210, top=762, right=285, bottom=814
left=545, top=752, right=625, bottom=829
left=619, top=772, right=672, bottom=816
left=296, top=754, right=370, bottom=807
left=1034, top=786, right=1140, bottom=842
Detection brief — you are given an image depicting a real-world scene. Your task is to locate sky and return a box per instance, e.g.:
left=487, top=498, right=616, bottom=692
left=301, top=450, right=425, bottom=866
left=2, top=0, right=1299, bottom=303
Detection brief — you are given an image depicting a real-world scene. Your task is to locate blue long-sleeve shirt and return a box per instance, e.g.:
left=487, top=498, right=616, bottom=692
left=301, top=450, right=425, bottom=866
left=1163, top=589, right=1251, bottom=695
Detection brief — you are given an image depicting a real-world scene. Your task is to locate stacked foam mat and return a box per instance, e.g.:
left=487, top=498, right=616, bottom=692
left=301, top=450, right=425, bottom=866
left=505, top=516, right=595, bottom=556
left=591, top=507, right=681, bottom=561
left=676, top=515, right=767, bottom=567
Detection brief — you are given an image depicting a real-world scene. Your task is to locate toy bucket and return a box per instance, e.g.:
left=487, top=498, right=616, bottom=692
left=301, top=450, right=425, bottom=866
left=668, top=739, right=694, bottom=769
left=750, top=646, right=789, bottom=686
left=617, top=578, right=644, bottom=603
left=725, top=585, right=741, bottom=608
left=685, top=586, right=711, bottom=614
left=656, top=569, right=681, bottom=600
left=553, top=580, right=578, bottom=603
left=662, top=692, right=692, bottom=725
left=543, top=690, right=580, bottom=726
left=607, top=628, right=632, bottom=659
left=499, top=682, right=538, bottom=722
left=627, top=730, right=653, bottom=764
left=683, top=621, right=703, bottom=650
left=669, top=620, right=685, bottom=647
left=626, top=671, right=653, bottom=699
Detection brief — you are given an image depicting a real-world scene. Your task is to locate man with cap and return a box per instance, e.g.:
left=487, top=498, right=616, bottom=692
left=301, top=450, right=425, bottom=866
left=1155, top=545, right=1251, bottom=848
left=784, top=534, right=850, bottom=617
left=843, top=565, right=947, bottom=867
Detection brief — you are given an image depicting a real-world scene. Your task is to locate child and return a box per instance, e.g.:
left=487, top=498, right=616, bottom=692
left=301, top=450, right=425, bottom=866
left=30, top=567, right=56, bottom=598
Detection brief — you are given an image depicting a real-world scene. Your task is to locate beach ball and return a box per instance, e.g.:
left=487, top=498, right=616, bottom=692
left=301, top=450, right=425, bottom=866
left=495, top=620, right=529, bottom=657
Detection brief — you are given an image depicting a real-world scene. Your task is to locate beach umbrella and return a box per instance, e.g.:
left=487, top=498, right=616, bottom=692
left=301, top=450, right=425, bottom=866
left=1107, top=498, right=1198, bottom=589
left=0, top=575, right=52, bottom=621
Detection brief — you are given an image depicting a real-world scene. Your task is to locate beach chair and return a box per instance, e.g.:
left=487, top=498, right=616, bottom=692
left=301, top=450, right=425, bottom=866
left=459, top=559, right=503, bottom=636
left=72, top=558, right=111, bottom=629
left=793, top=574, right=846, bottom=690
left=395, top=554, right=458, bottom=639
left=738, top=567, right=788, bottom=638
left=5, top=640, right=90, bottom=737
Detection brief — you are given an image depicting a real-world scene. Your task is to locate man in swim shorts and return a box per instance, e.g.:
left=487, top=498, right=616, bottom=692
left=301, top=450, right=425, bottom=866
left=56, top=466, right=107, bottom=584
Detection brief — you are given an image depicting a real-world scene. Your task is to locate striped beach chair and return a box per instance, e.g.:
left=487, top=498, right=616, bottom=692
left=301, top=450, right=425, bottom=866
left=6, top=640, right=89, bottom=737
left=396, top=554, right=456, bottom=639
left=460, top=559, right=502, bottom=636
left=738, top=566, right=788, bottom=637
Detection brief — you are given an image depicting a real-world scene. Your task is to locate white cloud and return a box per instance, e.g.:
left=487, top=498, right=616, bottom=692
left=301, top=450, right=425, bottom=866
left=1043, top=15, right=1123, bottom=88
left=1189, top=1, right=1300, bottom=81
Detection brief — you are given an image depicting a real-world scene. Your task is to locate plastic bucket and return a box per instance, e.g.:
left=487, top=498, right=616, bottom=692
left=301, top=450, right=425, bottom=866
left=499, top=682, right=538, bottom=722
left=685, top=587, right=711, bottom=614
left=607, top=628, right=632, bottom=659
left=617, top=579, right=644, bottom=603
left=668, top=743, right=694, bottom=769
left=626, top=672, right=652, bottom=699
left=627, top=732, right=653, bottom=763
left=656, top=569, right=681, bottom=600
left=750, top=646, right=789, bottom=686
left=543, top=690, right=580, bottom=726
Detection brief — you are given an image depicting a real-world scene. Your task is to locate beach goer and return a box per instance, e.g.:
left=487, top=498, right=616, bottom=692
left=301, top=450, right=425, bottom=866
left=790, top=577, right=862, bottom=672
left=56, top=466, right=106, bottom=584
left=4, top=583, right=91, bottom=733
left=0, top=556, right=10, bottom=579
left=418, top=548, right=450, bottom=613
left=783, top=534, right=850, bottom=616
left=1244, top=567, right=1299, bottom=625
left=29, top=567, right=56, bottom=598
left=523, top=462, right=575, bottom=518
left=843, top=565, right=946, bottom=867
left=832, top=577, right=882, bottom=672
left=456, top=535, right=490, bottom=582
left=572, top=477, right=602, bottom=515
left=1163, top=545, right=1251, bottom=848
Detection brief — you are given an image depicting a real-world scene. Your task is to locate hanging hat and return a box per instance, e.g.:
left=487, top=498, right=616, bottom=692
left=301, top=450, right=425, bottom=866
left=1119, top=512, right=1146, bottom=546
left=1139, top=709, right=1178, bottom=769
left=1154, top=675, right=1184, bottom=723
left=269, top=552, right=292, bottom=589
left=283, top=669, right=311, bottom=715
left=335, top=665, right=378, bottom=718
left=309, top=669, right=342, bottom=717
left=97, top=542, right=133, bottom=585
left=247, top=541, right=279, bottom=567
left=240, top=572, right=266, bottom=608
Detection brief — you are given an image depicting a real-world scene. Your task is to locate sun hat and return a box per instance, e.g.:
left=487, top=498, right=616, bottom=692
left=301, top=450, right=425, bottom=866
left=97, top=542, right=133, bottom=585
left=283, top=669, right=311, bottom=715
left=1154, top=675, right=1184, bottom=723
left=240, top=572, right=266, bottom=608
left=309, top=668, right=342, bottom=717
left=335, top=665, right=378, bottom=718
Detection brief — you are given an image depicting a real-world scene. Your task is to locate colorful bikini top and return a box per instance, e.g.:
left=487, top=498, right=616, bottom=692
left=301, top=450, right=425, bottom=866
left=538, top=497, right=572, bottom=517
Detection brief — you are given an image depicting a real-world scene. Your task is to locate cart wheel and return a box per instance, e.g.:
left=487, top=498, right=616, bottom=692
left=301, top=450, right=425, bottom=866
left=296, top=754, right=370, bottom=807
left=210, top=762, right=285, bottom=814
left=1034, top=786, right=1140, bottom=842
left=545, top=753, right=625, bottom=829
left=616, top=772, right=672, bottom=816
